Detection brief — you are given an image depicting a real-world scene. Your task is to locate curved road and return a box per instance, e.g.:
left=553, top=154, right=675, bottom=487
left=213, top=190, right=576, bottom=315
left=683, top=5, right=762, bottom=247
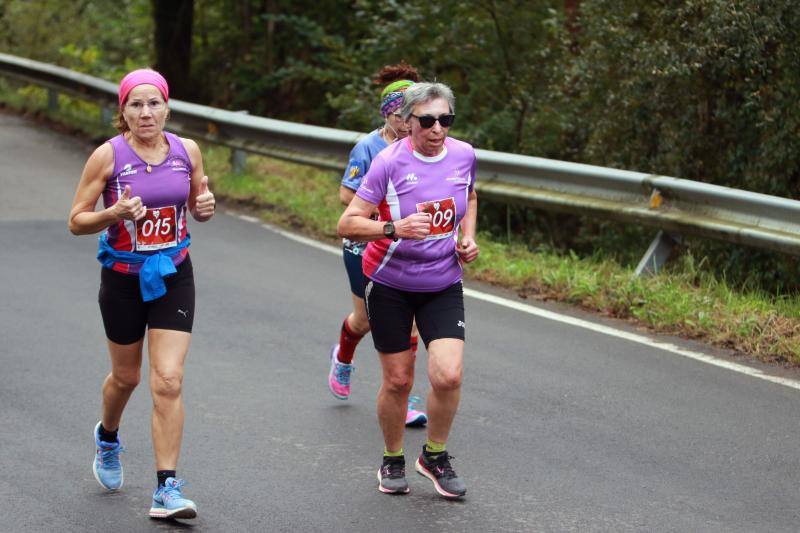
left=1, top=111, right=799, bottom=532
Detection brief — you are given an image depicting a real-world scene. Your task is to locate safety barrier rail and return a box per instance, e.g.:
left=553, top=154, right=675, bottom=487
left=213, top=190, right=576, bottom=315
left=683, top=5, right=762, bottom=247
left=3, top=52, right=800, bottom=274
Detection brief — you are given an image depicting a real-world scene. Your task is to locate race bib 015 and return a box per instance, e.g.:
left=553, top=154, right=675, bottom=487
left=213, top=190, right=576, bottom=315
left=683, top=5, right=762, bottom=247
left=416, top=196, right=456, bottom=240
left=135, top=205, right=178, bottom=251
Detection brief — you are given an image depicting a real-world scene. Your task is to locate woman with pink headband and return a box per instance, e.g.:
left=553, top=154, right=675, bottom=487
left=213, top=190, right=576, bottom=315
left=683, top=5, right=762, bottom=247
left=327, top=62, right=428, bottom=426
left=69, top=68, right=215, bottom=520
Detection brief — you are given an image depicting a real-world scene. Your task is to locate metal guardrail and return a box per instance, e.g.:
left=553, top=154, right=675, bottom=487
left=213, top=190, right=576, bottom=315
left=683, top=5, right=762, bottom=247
left=3, top=52, right=800, bottom=273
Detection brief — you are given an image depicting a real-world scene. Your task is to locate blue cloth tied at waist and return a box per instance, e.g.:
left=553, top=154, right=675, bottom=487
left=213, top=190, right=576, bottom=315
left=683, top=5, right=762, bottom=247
left=97, top=233, right=191, bottom=302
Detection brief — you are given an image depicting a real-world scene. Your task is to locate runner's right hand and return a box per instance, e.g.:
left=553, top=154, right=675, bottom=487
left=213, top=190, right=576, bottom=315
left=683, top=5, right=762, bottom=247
left=396, top=212, right=431, bottom=240
left=113, top=185, right=146, bottom=221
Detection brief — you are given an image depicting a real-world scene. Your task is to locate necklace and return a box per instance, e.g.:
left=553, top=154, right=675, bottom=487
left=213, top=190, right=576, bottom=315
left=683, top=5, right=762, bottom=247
left=126, top=133, right=164, bottom=173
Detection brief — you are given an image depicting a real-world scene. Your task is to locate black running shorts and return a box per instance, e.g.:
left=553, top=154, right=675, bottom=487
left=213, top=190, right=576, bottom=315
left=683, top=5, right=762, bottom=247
left=363, top=278, right=465, bottom=354
left=98, top=256, right=195, bottom=345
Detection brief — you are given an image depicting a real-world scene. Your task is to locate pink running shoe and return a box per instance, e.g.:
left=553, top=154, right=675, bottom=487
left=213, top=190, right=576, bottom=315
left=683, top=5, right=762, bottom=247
left=328, top=344, right=353, bottom=400
left=405, top=395, right=428, bottom=427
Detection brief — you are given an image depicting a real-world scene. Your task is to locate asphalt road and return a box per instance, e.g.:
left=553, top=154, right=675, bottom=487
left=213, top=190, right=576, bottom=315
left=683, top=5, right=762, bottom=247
left=2, top=111, right=800, bottom=532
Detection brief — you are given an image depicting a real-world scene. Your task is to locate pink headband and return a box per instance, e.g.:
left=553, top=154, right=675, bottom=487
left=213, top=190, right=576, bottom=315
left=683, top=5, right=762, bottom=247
left=118, top=69, right=169, bottom=108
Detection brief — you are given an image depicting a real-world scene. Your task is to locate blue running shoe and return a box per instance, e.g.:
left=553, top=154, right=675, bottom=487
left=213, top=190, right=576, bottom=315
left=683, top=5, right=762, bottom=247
left=405, top=395, right=428, bottom=427
left=149, top=478, right=197, bottom=519
left=93, top=421, right=123, bottom=490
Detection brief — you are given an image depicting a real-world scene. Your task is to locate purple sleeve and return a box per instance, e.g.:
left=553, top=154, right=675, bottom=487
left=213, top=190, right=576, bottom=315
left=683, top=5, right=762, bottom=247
left=355, top=152, right=389, bottom=205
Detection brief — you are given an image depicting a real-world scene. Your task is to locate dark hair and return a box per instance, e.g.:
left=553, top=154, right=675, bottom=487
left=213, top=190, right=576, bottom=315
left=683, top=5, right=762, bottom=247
left=113, top=110, right=130, bottom=133
left=373, top=61, right=420, bottom=86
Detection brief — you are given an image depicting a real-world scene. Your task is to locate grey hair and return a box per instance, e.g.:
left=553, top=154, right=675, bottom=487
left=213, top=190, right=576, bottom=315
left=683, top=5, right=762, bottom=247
left=400, top=82, right=455, bottom=120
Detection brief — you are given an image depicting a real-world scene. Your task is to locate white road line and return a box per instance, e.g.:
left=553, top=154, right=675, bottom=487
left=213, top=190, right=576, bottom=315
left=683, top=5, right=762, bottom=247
left=258, top=220, right=341, bottom=254
left=464, top=289, right=800, bottom=391
left=230, top=210, right=800, bottom=391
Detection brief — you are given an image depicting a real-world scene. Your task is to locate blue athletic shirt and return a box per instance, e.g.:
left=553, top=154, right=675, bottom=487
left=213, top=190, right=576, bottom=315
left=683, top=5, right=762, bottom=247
left=341, top=129, right=388, bottom=191
left=341, top=129, right=387, bottom=255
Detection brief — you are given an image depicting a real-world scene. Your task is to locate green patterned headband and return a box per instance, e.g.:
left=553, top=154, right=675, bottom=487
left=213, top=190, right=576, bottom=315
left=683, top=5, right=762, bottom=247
left=380, top=79, right=415, bottom=99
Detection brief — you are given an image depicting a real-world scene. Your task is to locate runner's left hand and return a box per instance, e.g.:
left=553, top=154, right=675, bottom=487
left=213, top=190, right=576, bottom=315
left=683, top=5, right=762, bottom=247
left=457, top=236, right=479, bottom=263
left=195, top=175, right=215, bottom=220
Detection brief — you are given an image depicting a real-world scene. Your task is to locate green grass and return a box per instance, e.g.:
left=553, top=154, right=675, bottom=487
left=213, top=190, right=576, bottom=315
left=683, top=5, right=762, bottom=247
left=0, top=79, right=116, bottom=139
left=470, top=237, right=800, bottom=362
left=5, top=80, right=800, bottom=366
left=203, top=144, right=342, bottom=240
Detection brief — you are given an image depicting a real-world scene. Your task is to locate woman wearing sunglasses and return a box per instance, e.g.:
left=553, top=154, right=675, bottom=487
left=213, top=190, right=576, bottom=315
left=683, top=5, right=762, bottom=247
left=328, top=63, right=428, bottom=427
left=338, top=82, right=479, bottom=499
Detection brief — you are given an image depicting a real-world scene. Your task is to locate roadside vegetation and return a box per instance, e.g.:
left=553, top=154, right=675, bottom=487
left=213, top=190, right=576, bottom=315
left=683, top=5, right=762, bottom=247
left=4, top=87, right=799, bottom=365
left=4, top=0, right=800, bottom=369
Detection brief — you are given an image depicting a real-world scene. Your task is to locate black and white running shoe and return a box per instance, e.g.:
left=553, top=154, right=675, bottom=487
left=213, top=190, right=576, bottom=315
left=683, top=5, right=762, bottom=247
left=377, top=455, right=410, bottom=494
left=415, top=448, right=466, bottom=499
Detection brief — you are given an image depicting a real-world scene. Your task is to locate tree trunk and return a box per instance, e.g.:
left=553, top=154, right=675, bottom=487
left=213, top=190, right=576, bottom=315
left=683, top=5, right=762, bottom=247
left=265, top=0, right=275, bottom=72
left=152, top=0, right=194, bottom=100
left=565, top=0, right=580, bottom=54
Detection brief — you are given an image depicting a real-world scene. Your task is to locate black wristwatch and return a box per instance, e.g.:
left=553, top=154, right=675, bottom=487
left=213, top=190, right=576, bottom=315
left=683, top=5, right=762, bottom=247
left=383, top=221, right=398, bottom=241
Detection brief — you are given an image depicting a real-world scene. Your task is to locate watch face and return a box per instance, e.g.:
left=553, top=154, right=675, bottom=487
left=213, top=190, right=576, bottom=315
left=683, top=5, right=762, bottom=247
left=384, top=221, right=394, bottom=237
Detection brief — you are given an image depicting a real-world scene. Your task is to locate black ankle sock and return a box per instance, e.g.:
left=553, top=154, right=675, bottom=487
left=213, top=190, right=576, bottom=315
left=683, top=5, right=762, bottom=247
left=98, top=423, right=118, bottom=443
left=157, top=470, right=176, bottom=487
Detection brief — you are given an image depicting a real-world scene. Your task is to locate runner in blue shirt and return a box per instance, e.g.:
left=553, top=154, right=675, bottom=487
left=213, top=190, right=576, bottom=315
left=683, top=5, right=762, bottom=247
left=327, top=62, right=427, bottom=427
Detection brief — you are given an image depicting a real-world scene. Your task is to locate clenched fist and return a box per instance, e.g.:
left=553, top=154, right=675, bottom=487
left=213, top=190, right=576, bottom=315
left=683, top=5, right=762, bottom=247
left=395, top=212, right=432, bottom=240
left=456, top=236, right=479, bottom=263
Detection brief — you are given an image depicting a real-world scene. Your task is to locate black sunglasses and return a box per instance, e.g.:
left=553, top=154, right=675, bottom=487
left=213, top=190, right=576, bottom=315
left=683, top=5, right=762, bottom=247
left=411, top=113, right=455, bottom=129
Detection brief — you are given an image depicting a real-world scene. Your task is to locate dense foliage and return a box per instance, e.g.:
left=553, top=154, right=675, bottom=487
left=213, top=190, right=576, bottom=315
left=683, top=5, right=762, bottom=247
left=2, top=0, right=799, bottom=291
left=0, top=0, right=151, bottom=79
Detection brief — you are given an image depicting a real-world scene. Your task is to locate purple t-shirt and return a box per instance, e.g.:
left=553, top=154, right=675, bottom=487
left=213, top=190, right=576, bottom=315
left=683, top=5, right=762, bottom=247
left=356, top=136, right=476, bottom=292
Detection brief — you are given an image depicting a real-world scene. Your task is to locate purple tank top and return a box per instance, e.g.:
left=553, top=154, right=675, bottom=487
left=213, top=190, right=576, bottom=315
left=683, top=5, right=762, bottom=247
left=102, top=132, right=192, bottom=274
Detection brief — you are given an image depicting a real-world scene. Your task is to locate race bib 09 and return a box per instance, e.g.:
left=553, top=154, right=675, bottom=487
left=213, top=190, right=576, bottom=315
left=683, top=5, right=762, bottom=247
left=135, top=205, right=178, bottom=251
left=416, top=196, right=456, bottom=240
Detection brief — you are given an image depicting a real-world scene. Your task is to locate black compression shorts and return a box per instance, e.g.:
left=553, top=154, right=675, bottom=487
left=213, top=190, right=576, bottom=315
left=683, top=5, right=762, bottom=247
left=98, top=256, right=195, bottom=345
left=363, top=278, right=465, bottom=354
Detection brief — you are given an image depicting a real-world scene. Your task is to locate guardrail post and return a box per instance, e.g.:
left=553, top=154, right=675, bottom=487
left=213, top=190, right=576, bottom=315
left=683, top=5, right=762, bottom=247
left=100, top=105, right=113, bottom=129
left=47, top=88, right=58, bottom=111
left=230, top=110, right=250, bottom=173
left=634, top=230, right=681, bottom=276
left=231, top=149, right=247, bottom=174
left=506, top=205, right=512, bottom=243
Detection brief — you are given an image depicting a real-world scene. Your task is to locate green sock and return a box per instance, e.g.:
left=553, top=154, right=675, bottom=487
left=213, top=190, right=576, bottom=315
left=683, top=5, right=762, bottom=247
left=425, top=439, right=446, bottom=455
left=384, top=448, right=404, bottom=457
